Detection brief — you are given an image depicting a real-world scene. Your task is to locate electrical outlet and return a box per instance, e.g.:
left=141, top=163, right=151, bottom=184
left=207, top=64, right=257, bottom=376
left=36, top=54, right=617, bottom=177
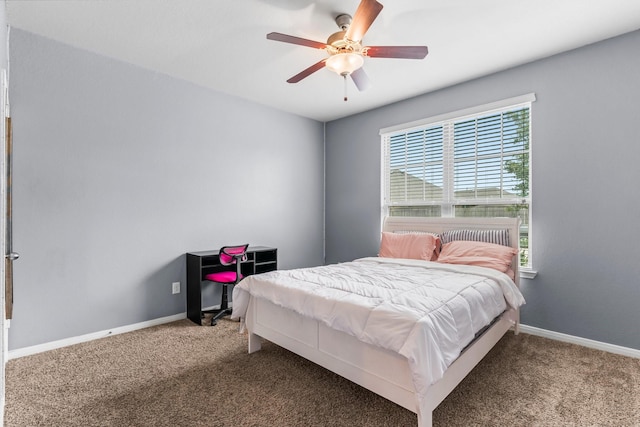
left=172, top=282, right=180, bottom=294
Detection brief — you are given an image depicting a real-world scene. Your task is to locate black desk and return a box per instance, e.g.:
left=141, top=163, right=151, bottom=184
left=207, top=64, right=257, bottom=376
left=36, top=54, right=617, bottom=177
left=186, top=246, right=277, bottom=325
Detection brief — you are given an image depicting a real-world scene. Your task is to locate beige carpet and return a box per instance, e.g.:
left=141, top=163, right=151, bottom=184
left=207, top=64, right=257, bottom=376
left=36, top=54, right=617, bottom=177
left=5, top=318, right=640, bottom=426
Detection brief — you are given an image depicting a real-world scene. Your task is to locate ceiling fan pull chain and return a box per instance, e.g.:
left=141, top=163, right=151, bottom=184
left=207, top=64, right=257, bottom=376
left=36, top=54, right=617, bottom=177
left=343, top=74, right=348, bottom=101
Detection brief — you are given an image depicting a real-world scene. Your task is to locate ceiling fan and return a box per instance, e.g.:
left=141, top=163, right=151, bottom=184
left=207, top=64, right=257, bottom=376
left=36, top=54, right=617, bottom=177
left=267, top=0, right=428, bottom=100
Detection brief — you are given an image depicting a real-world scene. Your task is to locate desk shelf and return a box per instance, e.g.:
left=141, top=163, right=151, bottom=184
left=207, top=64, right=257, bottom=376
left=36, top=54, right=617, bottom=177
left=186, top=246, right=277, bottom=325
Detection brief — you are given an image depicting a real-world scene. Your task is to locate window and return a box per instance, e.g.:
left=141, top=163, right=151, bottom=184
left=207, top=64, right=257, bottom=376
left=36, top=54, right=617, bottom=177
left=381, top=94, right=535, bottom=269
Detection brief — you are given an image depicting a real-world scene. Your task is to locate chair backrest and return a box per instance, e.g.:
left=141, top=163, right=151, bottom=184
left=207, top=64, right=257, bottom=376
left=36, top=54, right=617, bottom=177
left=219, top=244, right=249, bottom=266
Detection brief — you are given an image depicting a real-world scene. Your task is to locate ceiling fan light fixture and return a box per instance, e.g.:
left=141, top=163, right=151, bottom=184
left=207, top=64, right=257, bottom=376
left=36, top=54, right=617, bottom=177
left=325, top=52, right=364, bottom=76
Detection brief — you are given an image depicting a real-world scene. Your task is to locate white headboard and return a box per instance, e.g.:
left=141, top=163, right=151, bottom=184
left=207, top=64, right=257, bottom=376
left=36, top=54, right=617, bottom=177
left=383, top=216, right=521, bottom=286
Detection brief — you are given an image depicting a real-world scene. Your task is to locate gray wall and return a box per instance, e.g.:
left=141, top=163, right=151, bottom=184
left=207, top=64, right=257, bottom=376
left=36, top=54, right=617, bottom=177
left=325, top=30, right=640, bottom=351
left=9, top=29, right=325, bottom=350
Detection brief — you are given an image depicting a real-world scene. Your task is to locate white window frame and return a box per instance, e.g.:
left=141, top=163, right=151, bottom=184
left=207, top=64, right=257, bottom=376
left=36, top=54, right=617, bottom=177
left=380, top=94, right=537, bottom=278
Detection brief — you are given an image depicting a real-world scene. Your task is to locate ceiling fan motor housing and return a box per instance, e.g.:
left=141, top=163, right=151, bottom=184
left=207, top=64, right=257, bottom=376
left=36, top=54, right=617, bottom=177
left=327, top=31, right=348, bottom=48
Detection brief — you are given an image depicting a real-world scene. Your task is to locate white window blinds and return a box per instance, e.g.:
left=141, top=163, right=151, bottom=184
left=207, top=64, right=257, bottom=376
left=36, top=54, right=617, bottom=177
left=452, top=107, right=530, bottom=203
left=383, top=98, right=532, bottom=209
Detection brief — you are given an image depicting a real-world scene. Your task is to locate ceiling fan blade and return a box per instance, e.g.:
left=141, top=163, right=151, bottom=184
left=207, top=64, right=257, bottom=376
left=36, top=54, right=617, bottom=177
left=287, top=59, right=327, bottom=83
left=350, top=67, right=371, bottom=91
left=365, top=46, right=429, bottom=59
left=267, top=32, right=328, bottom=49
left=345, top=0, right=384, bottom=42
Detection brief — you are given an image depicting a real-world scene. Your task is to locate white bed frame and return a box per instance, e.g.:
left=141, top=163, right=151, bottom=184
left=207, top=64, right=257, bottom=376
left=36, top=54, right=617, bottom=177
left=244, top=217, right=521, bottom=427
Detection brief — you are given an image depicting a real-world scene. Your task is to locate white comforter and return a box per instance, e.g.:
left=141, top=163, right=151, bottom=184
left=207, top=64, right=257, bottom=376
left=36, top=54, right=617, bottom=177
left=231, top=257, right=524, bottom=413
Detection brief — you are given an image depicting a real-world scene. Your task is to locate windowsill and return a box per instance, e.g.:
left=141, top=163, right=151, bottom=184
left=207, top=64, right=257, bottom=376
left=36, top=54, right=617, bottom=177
left=520, top=268, right=537, bottom=280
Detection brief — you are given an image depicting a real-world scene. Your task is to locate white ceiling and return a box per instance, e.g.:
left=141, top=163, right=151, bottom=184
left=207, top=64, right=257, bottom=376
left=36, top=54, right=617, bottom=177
left=6, top=0, right=640, bottom=122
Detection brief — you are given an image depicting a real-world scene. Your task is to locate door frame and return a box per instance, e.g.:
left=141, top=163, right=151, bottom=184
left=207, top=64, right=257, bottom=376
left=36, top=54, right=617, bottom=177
left=1, top=68, right=9, bottom=425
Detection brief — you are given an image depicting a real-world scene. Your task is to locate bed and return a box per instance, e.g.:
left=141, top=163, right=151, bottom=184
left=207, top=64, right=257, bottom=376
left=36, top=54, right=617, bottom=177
left=231, top=217, right=525, bottom=427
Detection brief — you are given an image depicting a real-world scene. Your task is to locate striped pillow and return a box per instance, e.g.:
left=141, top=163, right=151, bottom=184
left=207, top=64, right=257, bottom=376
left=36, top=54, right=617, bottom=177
left=440, top=229, right=510, bottom=247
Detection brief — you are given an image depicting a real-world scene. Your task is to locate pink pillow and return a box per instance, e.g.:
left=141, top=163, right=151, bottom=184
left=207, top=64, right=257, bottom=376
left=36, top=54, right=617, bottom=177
left=378, top=232, right=438, bottom=261
left=437, top=240, right=517, bottom=273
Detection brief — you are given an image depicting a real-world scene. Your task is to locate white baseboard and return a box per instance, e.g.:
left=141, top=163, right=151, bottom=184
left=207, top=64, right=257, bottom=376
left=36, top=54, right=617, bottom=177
left=519, top=324, right=640, bottom=359
left=8, top=317, right=638, bottom=361
left=8, top=312, right=187, bottom=360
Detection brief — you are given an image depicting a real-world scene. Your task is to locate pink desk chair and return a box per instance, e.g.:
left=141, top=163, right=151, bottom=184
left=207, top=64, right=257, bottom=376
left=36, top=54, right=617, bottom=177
left=203, top=244, right=249, bottom=326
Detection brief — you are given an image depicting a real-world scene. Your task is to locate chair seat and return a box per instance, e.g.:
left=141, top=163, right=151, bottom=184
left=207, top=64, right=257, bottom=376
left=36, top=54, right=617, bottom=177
left=205, top=271, right=242, bottom=283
